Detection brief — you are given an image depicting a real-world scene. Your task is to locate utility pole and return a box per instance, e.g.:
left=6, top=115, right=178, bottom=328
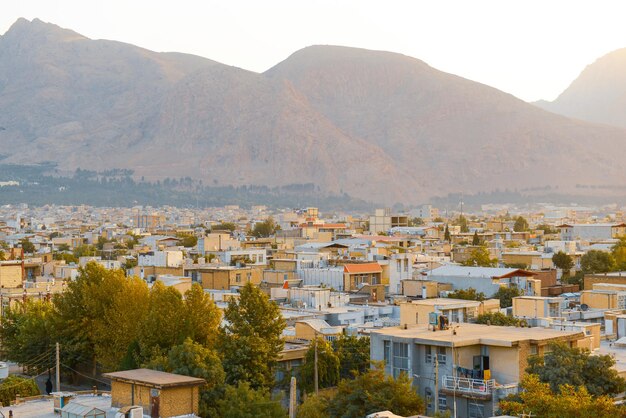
left=55, top=342, right=60, bottom=392
left=314, top=336, right=319, bottom=395
left=434, top=354, right=439, bottom=414
left=289, top=377, right=297, bottom=418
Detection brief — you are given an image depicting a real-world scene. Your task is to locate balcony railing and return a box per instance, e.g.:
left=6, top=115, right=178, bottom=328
left=442, top=375, right=495, bottom=394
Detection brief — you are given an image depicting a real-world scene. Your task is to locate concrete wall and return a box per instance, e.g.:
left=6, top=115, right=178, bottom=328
left=0, top=263, right=22, bottom=288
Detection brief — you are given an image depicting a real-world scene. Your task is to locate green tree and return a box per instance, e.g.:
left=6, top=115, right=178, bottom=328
left=0, top=375, right=40, bottom=406
left=552, top=251, right=574, bottom=272
left=20, top=238, right=36, bottom=254
left=146, top=338, right=226, bottom=417
left=94, top=276, right=150, bottom=371
left=326, top=365, right=424, bottom=418
left=73, top=244, right=96, bottom=258
left=333, top=335, right=370, bottom=379
left=462, top=246, right=497, bottom=267
left=182, top=283, right=221, bottom=347
left=177, top=234, right=198, bottom=248
left=0, top=300, right=56, bottom=371
left=500, top=374, right=624, bottom=418
left=513, top=216, right=529, bottom=232
left=492, top=286, right=524, bottom=308
left=611, top=238, right=626, bottom=271
left=300, top=338, right=340, bottom=393
left=297, top=392, right=331, bottom=418
left=216, top=382, right=286, bottom=418
left=219, top=282, right=286, bottom=390
left=581, top=250, right=615, bottom=274
left=251, top=217, right=278, bottom=238
left=526, top=342, right=625, bottom=396
left=447, top=287, right=486, bottom=301
left=53, top=252, right=79, bottom=264
left=472, top=231, right=480, bottom=245
left=53, top=262, right=131, bottom=373
left=457, top=215, right=469, bottom=233
left=475, top=312, right=521, bottom=326
left=212, top=222, right=237, bottom=232
left=444, top=225, right=451, bottom=242
left=137, top=281, right=186, bottom=363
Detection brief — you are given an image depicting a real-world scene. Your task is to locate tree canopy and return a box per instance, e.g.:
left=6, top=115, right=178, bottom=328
left=333, top=335, right=371, bottom=379
left=526, top=342, right=625, bottom=397
left=499, top=374, right=624, bottom=418
left=492, top=286, right=524, bottom=308
left=326, top=365, right=424, bottom=417
left=251, top=217, right=279, bottom=238
left=513, top=216, right=529, bottom=232
left=475, top=312, right=522, bottom=326
left=447, top=287, right=486, bottom=301
left=219, top=282, right=286, bottom=390
left=552, top=251, right=574, bottom=272
left=581, top=250, right=615, bottom=274
left=611, top=238, right=626, bottom=271
left=300, top=338, right=340, bottom=393
left=462, top=246, right=497, bottom=267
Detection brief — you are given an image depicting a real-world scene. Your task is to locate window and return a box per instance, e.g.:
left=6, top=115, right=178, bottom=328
left=450, top=309, right=459, bottom=323
left=437, top=346, right=447, bottom=365
left=396, top=260, right=402, bottom=272
left=235, top=273, right=241, bottom=283
left=438, top=394, right=447, bottom=411
left=530, top=344, right=538, bottom=356
left=246, top=272, right=252, bottom=282
left=404, top=258, right=409, bottom=272
left=383, top=341, right=391, bottom=365
left=425, top=345, right=432, bottom=363
left=425, top=388, right=433, bottom=410
left=468, top=401, right=485, bottom=418
left=393, top=342, right=409, bottom=377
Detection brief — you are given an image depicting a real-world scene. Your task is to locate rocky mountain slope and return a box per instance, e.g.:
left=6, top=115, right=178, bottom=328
left=1, top=19, right=626, bottom=203
left=535, top=48, right=626, bottom=129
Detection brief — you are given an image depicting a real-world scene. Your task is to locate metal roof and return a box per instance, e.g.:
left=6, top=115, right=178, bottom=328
left=61, top=402, right=105, bottom=416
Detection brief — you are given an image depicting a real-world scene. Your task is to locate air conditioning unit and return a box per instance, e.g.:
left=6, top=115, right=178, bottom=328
left=115, top=406, right=143, bottom=418
left=129, top=407, right=143, bottom=418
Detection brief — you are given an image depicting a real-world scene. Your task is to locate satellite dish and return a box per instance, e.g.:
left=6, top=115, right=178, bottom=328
left=580, top=304, right=589, bottom=311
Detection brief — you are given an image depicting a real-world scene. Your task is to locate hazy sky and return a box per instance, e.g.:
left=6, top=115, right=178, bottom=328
left=2, top=0, right=626, bottom=101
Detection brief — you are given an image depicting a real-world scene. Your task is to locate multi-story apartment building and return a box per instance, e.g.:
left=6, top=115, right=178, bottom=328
left=371, top=323, right=584, bottom=418
left=558, top=223, right=626, bottom=241
left=369, top=208, right=408, bottom=234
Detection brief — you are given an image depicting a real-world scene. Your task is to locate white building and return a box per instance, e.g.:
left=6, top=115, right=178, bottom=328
left=138, top=250, right=183, bottom=268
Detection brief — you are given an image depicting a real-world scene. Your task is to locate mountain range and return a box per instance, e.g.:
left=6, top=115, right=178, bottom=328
left=1, top=18, right=626, bottom=205
left=535, top=47, right=626, bottom=129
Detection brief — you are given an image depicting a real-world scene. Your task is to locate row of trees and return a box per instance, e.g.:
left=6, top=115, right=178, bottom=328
left=0, top=263, right=287, bottom=416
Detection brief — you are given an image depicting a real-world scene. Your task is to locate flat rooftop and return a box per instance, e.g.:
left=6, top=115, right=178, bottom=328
left=371, top=323, right=584, bottom=347
left=0, top=394, right=113, bottom=418
left=103, top=368, right=205, bottom=388
left=406, top=298, right=482, bottom=307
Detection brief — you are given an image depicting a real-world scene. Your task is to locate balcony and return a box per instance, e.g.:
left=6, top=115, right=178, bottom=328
left=441, top=375, right=495, bottom=400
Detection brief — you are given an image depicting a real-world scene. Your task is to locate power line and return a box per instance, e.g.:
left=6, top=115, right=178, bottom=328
left=60, top=363, right=110, bottom=387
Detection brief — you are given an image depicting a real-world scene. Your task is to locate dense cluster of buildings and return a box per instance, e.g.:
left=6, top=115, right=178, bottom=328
left=1, top=202, right=626, bottom=417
